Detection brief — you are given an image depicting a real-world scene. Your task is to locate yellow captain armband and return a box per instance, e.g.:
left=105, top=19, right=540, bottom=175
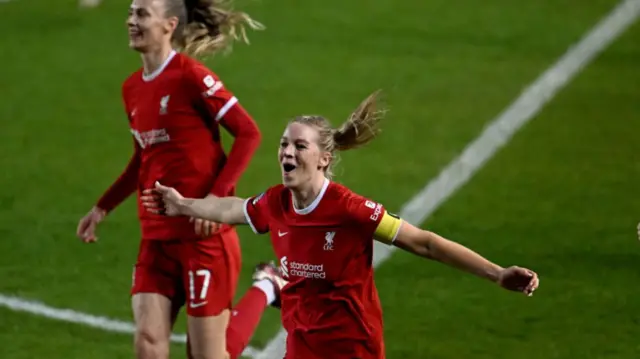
left=373, top=211, right=402, bottom=244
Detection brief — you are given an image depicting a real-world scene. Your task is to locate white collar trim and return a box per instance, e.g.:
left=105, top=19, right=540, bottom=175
left=293, top=178, right=330, bottom=215
left=142, top=50, right=177, bottom=82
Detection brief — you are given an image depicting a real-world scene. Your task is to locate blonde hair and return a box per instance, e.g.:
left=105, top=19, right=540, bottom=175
left=165, top=0, right=265, bottom=58
left=292, top=90, right=386, bottom=179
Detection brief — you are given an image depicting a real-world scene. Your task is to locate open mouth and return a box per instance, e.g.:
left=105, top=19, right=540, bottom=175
left=282, top=163, right=296, bottom=173
left=129, top=28, right=143, bottom=41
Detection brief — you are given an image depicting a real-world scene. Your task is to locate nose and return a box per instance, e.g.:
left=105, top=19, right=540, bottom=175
left=282, top=144, right=295, bottom=157
left=126, top=14, right=136, bottom=27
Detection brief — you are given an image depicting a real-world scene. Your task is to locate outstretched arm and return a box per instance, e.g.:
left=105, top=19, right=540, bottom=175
left=388, top=221, right=538, bottom=295
left=179, top=196, right=247, bottom=225
left=392, top=223, right=503, bottom=282
left=142, top=182, right=247, bottom=225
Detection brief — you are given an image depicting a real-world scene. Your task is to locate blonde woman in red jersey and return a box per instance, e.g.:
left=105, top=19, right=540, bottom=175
left=141, top=91, right=541, bottom=359
left=75, top=1, right=281, bottom=358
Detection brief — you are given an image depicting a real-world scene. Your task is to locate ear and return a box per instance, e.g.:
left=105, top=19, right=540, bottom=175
left=164, top=16, right=179, bottom=34
left=318, top=151, right=331, bottom=169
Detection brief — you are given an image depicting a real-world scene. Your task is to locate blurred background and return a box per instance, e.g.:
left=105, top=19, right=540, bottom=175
left=1, top=0, right=639, bottom=358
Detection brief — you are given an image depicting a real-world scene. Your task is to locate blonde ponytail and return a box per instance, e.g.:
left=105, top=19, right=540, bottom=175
left=291, top=90, right=387, bottom=179
left=332, top=90, right=385, bottom=151
left=167, top=0, right=265, bottom=58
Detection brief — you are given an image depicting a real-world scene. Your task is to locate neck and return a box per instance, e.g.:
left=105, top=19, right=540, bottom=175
left=292, top=176, right=327, bottom=210
left=141, top=46, right=174, bottom=77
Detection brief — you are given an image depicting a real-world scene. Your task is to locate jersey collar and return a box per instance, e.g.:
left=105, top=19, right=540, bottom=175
left=292, top=177, right=330, bottom=215
left=142, top=50, right=177, bottom=82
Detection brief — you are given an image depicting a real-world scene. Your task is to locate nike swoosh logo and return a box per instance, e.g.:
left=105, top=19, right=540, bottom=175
left=189, top=301, right=208, bottom=308
left=278, top=231, right=288, bottom=237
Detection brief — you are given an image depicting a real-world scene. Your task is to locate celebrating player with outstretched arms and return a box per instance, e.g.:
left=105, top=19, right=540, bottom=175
left=142, top=90, right=539, bottom=359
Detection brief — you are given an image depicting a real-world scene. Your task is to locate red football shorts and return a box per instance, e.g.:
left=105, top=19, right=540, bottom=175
left=131, top=229, right=241, bottom=317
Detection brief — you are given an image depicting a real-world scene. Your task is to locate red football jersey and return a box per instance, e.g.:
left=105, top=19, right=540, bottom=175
left=244, top=178, right=391, bottom=359
left=100, top=50, right=260, bottom=240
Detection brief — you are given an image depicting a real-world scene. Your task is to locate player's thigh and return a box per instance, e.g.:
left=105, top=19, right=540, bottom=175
left=131, top=292, right=174, bottom=341
left=131, top=240, right=184, bottom=344
left=187, top=310, right=231, bottom=359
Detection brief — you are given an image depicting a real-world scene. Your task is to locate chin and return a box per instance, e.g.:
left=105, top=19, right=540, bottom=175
left=128, top=41, right=148, bottom=52
left=282, top=175, right=298, bottom=189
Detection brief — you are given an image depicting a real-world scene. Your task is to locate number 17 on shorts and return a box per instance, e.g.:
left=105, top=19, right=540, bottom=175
left=184, top=264, right=235, bottom=317
left=188, top=269, right=211, bottom=309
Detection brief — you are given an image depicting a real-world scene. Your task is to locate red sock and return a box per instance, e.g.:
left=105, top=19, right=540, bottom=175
left=184, top=287, right=268, bottom=359
left=226, top=287, right=269, bottom=359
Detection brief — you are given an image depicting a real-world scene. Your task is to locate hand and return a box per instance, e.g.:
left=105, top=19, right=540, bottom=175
left=141, top=181, right=185, bottom=216
left=191, top=194, right=222, bottom=236
left=190, top=217, right=221, bottom=237
left=76, top=206, right=106, bottom=243
left=497, top=266, right=539, bottom=296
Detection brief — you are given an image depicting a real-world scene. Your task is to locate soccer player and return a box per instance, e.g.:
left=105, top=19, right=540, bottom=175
left=141, top=90, right=541, bottom=359
left=75, top=0, right=274, bottom=358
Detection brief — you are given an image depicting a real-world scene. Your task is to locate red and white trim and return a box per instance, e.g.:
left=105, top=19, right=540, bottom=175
left=243, top=198, right=259, bottom=234
left=215, top=97, right=238, bottom=122
left=142, top=50, right=177, bottom=82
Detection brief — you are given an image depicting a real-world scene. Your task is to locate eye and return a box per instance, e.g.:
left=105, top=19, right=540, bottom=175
left=135, top=8, right=148, bottom=18
left=295, top=144, right=306, bottom=150
left=280, top=142, right=288, bottom=148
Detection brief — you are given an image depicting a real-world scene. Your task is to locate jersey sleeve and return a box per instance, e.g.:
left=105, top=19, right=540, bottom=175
left=186, top=63, right=237, bottom=121
left=243, top=191, right=270, bottom=235
left=95, top=83, right=141, bottom=213
left=345, top=193, right=403, bottom=245
left=185, top=62, right=261, bottom=198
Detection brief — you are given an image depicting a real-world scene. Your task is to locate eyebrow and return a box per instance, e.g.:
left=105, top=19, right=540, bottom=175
left=281, top=137, right=310, bottom=144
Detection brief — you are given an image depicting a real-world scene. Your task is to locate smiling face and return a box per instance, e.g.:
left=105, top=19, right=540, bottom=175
left=278, top=122, right=332, bottom=190
left=126, top=0, right=178, bottom=53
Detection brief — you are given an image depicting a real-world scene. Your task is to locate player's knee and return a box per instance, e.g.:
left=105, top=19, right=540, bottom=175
left=134, top=327, right=169, bottom=359
left=187, top=337, right=228, bottom=359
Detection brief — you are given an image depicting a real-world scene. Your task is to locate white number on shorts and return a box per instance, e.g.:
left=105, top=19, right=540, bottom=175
left=188, top=269, right=211, bottom=300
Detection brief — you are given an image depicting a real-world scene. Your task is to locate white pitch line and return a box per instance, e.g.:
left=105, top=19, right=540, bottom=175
left=0, top=293, right=260, bottom=358
left=255, top=0, right=640, bottom=358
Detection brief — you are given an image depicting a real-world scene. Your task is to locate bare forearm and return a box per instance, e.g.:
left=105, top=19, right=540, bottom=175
left=178, top=196, right=246, bottom=225
left=426, top=232, right=503, bottom=282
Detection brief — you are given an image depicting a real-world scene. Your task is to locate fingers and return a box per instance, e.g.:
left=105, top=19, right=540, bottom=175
left=141, top=183, right=181, bottom=216
left=515, top=268, right=539, bottom=296
left=194, top=218, right=204, bottom=236
left=140, top=194, right=162, bottom=208
left=211, top=222, right=220, bottom=234
left=526, top=278, right=539, bottom=296
left=500, top=266, right=540, bottom=296
left=154, top=181, right=171, bottom=192
left=83, top=235, right=98, bottom=243
left=140, top=191, right=165, bottom=215
left=193, top=218, right=220, bottom=237
left=80, top=222, right=98, bottom=243
left=141, top=182, right=170, bottom=196
left=76, top=218, right=89, bottom=238
left=194, top=219, right=219, bottom=236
